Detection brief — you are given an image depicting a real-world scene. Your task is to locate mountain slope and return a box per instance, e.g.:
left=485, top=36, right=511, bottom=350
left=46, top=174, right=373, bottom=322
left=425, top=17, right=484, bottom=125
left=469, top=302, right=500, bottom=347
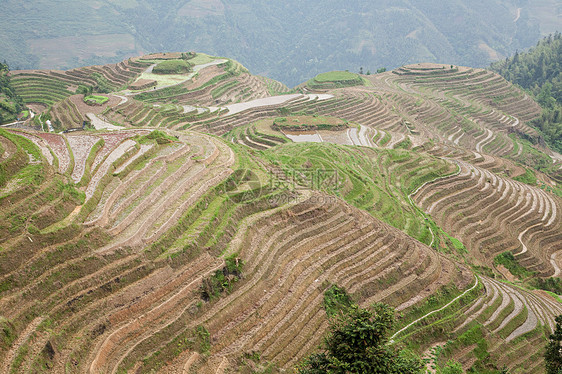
left=1, top=0, right=560, bottom=86
left=492, top=32, right=562, bottom=152
left=1, top=53, right=562, bottom=373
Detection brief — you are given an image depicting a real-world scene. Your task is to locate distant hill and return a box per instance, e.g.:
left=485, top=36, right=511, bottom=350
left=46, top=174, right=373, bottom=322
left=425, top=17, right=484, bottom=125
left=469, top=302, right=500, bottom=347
left=492, top=32, right=562, bottom=152
left=1, top=0, right=561, bottom=86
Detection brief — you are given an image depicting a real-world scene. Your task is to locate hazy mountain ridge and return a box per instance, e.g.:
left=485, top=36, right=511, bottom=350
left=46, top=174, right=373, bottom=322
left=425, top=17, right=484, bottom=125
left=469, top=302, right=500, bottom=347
left=1, top=0, right=560, bottom=86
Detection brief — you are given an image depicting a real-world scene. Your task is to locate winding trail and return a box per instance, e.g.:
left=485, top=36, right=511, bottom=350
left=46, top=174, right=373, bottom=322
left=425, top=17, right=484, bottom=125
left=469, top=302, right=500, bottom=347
left=551, top=252, right=561, bottom=277
left=514, top=7, right=522, bottom=22
left=182, top=352, right=199, bottom=373
left=113, top=95, right=128, bottom=106
left=87, top=113, right=123, bottom=131
left=390, top=275, right=479, bottom=342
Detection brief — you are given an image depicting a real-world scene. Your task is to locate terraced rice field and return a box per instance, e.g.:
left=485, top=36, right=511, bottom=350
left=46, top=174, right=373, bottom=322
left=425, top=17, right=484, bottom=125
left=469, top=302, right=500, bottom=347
left=413, top=160, right=562, bottom=275
left=1, top=54, right=562, bottom=373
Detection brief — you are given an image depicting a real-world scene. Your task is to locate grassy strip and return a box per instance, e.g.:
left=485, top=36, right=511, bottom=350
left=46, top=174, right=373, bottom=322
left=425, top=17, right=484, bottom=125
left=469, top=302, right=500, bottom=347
left=75, top=143, right=138, bottom=223
left=393, top=278, right=482, bottom=341
left=114, top=142, right=162, bottom=179
left=211, top=80, right=239, bottom=99
left=486, top=297, right=515, bottom=331
left=90, top=72, right=118, bottom=93
left=379, top=131, right=391, bottom=146
left=498, top=305, right=528, bottom=339
left=435, top=323, right=496, bottom=371
left=77, top=138, right=104, bottom=187
left=476, top=289, right=505, bottom=325
left=0, top=132, right=28, bottom=188
left=0, top=129, right=41, bottom=160
left=10, top=342, right=30, bottom=374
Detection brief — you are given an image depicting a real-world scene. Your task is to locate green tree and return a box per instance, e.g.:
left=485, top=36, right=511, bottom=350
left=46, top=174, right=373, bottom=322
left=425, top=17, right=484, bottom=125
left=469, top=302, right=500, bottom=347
left=296, top=303, right=424, bottom=374
left=545, top=315, right=562, bottom=374
left=440, top=360, right=463, bottom=374
left=491, top=33, right=562, bottom=153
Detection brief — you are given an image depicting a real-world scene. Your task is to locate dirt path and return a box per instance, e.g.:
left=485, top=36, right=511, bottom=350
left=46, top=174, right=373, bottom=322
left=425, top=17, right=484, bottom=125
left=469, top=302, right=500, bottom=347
left=113, top=94, right=128, bottom=106
left=551, top=251, right=562, bottom=277
left=86, top=113, right=123, bottom=131
left=224, top=94, right=303, bottom=116
left=182, top=352, right=199, bottom=373
left=390, top=275, right=479, bottom=342
left=215, top=357, right=228, bottom=374
left=514, top=7, right=522, bottom=22
left=85, top=139, right=136, bottom=200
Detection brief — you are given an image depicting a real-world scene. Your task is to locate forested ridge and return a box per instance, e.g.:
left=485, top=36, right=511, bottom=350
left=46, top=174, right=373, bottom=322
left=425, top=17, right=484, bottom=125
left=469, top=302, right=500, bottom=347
left=492, top=32, right=562, bottom=152
left=0, top=63, right=24, bottom=124
left=1, top=0, right=556, bottom=86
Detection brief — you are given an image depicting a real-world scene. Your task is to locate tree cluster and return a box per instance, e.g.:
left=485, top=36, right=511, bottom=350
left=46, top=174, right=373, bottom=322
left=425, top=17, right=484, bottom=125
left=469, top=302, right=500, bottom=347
left=296, top=303, right=424, bottom=374
left=0, top=62, right=24, bottom=124
left=491, top=33, right=562, bottom=152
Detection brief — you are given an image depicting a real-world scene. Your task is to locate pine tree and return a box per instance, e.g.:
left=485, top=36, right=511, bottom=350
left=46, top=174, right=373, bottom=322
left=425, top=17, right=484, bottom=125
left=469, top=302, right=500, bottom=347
left=545, top=315, right=562, bottom=374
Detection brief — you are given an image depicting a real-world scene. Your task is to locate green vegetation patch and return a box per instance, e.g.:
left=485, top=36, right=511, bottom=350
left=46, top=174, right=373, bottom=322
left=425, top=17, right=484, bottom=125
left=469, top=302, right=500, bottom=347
left=137, top=130, right=177, bottom=145
left=0, top=63, right=25, bottom=124
left=323, top=284, right=354, bottom=316
left=152, top=60, right=192, bottom=75
left=314, top=71, right=361, bottom=83
left=532, top=277, right=562, bottom=295
left=188, top=53, right=218, bottom=65
left=513, top=167, right=537, bottom=185
left=200, top=254, right=243, bottom=301
left=307, top=71, right=364, bottom=89
left=83, top=95, right=109, bottom=105
left=492, top=33, right=562, bottom=153
left=493, top=251, right=535, bottom=279
left=263, top=142, right=455, bottom=246
left=271, top=115, right=349, bottom=131
left=297, top=303, right=425, bottom=373
left=0, top=318, right=16, bottom=350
